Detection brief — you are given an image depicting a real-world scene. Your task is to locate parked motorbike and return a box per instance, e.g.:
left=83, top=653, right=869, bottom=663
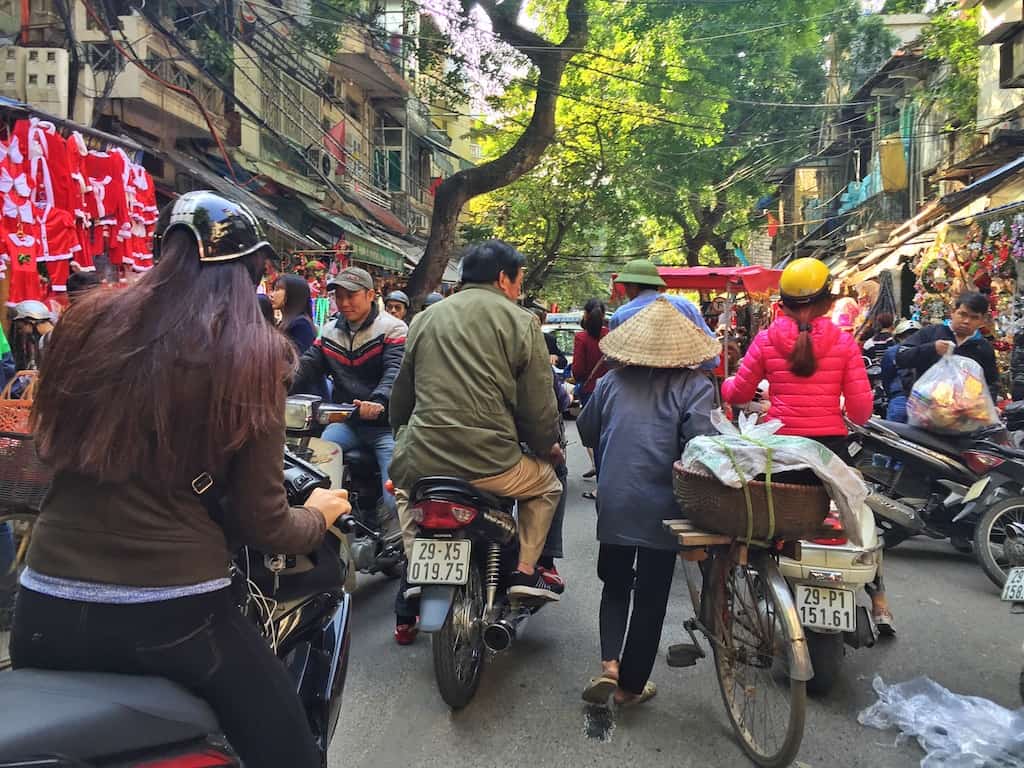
left=998, top=521, right=1024, bottom=703
left=0, top=450, right=354, bottom=768
left=845, top=416, right=1011, bottom=552
left=285, top=394, right=405, bottom=584
left=779, top=505, right=881, bottom=696
left=406, top=476, right=552, bottom=709
left=960, top=441, right=1024, bottom=590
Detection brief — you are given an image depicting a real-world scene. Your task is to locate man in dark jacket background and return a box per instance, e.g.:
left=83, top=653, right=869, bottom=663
left=895, top=292, right=999, bottom=401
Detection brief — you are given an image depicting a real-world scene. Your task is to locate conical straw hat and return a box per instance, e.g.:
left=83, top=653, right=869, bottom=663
left=600, top=297, right=721, bottom=368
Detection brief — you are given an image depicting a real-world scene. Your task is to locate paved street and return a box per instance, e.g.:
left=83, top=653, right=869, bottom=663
left=332, top=424, right=1021, bottom=768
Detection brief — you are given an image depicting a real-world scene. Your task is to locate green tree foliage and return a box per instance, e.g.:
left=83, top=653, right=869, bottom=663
left=469, top=0, right=843, bottom=310
left=920, top=3, right=980, bottom=128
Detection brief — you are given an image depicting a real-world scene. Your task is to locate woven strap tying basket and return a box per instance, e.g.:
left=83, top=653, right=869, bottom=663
left=710, top=435, right=776, bottom=543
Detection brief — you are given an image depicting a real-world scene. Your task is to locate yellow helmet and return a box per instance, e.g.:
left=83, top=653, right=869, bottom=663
left=779, top=258, right=830, bottom=305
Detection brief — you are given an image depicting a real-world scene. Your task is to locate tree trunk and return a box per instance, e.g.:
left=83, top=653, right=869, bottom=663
left=405, top=0, right=589, bottom=308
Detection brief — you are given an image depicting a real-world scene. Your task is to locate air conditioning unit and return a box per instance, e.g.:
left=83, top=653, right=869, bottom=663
left=999, top=28, right=1024, bottom=88
left=304, top=147, right=335, bottom=179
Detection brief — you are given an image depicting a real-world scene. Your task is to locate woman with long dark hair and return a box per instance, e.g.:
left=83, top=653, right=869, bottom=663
left=574, top=298, right=610, bottom=481
left=271, top=272, right=317, bottom=353
left=12, top=191, right=350, bottom=767
left=722, top=257, right=895, bottom=633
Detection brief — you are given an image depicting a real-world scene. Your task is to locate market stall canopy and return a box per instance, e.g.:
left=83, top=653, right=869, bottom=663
left=612, top=266, right=782, bottom=296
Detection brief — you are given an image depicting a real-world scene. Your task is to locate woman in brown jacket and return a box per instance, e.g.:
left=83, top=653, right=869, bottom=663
left=11, top=191, right=350, bottom=768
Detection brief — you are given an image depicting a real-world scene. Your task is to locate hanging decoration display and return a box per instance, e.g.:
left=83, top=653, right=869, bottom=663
left=910, top=211, right=1024, bottom=399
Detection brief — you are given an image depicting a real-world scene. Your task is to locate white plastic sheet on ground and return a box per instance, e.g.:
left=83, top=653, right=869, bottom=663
left=680, top=411, right=869, bottom=546
left=859, top=675, right=1024, bottom=767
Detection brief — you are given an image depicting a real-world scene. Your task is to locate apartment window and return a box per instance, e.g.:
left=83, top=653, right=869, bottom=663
left=261, top=68, right=319, bottom=148
left=85, top=43, right=123, bottom=73
left=46, top=75, right=55, bottom=85
left=46, top=51, right=56, bottom=62
left=5, top=49, right=14, bottom=60
left=28, top=50, right=37, bottom=61
left=5, top=73, right=13, bottom=83
left=27, top=74, right=37, bottom=84
left=470, top=143, right=482, bottom=160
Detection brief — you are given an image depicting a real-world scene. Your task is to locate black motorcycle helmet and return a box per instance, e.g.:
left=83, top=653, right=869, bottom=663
left=153, top=190, right=278, bottom=270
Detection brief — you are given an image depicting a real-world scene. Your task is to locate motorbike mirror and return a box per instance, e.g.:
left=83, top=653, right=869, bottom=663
left=285, top=395, right=323, bottom=432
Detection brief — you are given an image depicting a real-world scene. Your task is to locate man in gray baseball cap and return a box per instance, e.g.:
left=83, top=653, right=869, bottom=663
left=293, top=263, right=408, bottom=545
left=327, top=265, right=375, bottom=293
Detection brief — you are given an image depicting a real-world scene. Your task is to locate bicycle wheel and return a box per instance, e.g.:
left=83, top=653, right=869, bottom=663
left=708, top=549, right=807, bottom=768
left=0, top=512, right=36, bottom=670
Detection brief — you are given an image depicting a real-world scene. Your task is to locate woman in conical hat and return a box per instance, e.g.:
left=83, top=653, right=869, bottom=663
left=578, top=297, right=719, bottom=708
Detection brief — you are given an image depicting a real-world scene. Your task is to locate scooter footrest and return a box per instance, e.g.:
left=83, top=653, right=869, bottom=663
left=667, top=643, right=704, bottom=667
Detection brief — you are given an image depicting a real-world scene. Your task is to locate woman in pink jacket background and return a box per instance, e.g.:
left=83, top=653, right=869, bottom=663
left=722, top=257, right=894, bottom=633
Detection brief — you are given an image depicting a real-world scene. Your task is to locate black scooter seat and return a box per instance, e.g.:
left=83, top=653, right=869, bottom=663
left=411, top=476, right=513, bottom=511
left=0, top=668, right=219, bottom=761
left=869, top=418, right=999, bottom=458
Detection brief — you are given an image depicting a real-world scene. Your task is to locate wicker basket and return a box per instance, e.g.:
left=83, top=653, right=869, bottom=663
left=0, top=431, right=52, bottom=512
left=673, top=461, right=830, bottom=542
left=0, top=371, right=37, bottom=436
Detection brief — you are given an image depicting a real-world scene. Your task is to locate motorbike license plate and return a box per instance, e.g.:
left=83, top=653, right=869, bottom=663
left=964, top=477, right=990, bottom=503
left=1001, top=567, right=1024, bottom=602
left=408, top=539, right=471, bottom=585
left=795, top=584, right=856, bottom=632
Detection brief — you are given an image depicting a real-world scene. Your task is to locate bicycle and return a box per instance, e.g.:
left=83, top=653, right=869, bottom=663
left=0, top=430, right=52, bottom=670
left=665, top=520, right=811, bottom=768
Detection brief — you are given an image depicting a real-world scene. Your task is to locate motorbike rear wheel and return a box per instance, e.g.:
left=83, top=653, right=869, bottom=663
left=804, top=631, right=844, bottom=697
left=974, top=497, right=1024, bottom=590
left=432, top=564, right=486, bottom=710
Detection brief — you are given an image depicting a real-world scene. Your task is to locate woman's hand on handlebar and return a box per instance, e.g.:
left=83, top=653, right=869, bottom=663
left=308, top=487, right=351, bottom=528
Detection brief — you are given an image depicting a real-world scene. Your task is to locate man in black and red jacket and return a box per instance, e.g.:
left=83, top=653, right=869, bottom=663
left=293, top=266, right=407, bottom=527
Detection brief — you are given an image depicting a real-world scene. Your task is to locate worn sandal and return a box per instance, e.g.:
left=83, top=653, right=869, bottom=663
left=582, top=675, right=618, bottom=704
left=582, top=491, right=597, bottom=500
left=616, top=681, right=657, bottom=707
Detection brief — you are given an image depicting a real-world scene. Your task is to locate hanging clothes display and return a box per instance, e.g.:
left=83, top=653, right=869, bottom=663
left=0, top=112, right=153, bottom=305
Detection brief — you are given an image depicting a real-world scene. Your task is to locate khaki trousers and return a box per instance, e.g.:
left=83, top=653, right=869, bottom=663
left=396, top=456, right=563, bottom=568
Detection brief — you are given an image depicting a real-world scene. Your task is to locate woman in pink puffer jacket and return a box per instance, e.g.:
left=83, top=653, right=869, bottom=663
left=722, top=258, right=893, bottom=634
left=721, top=310, right=873, bottom=436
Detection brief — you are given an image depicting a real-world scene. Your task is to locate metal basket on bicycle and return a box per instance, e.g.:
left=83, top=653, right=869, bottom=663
left=673, top=461, right=829, bottom=541
left=0, top=431, right=53, bottom=513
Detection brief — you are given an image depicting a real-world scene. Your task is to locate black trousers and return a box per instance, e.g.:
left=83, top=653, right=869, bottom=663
left=12, top=587, right=320, bottom=768
left=598, top=543, right=677, bottom=695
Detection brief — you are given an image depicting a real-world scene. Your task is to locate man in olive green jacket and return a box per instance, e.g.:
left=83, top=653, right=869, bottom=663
left=390, top=241, right=564, bottom=608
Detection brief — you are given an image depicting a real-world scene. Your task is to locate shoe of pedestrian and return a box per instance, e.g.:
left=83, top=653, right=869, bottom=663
left=395, top=620, right=419, bottom=646
left=537, top=565, right=566, bottom=595
left=615, top=681, right=657, bottom=707
left=582, top=469, right=597, bottom=479
left=582, top=675, right=618, bottom=704
left=507, top=570, right=560, bottom=602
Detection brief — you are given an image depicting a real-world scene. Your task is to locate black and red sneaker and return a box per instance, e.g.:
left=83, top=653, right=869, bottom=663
left=507, top=570, right=560, bottom=602
left=537, top=565, right=566, bottom=595
left=395, top=618, right=419, bottom=646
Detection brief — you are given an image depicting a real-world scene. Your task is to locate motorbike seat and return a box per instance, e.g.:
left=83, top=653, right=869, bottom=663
left=410, top=476, right=514, bottom=511
left=871, top=419, right=985, bottom=458
left=0, top=668, right=219, bottom=761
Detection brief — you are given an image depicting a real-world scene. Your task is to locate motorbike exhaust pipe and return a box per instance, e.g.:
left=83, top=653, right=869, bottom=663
left=483, top=608, right=531, bottom=653
left=865, top=493, right=925, bottom=532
